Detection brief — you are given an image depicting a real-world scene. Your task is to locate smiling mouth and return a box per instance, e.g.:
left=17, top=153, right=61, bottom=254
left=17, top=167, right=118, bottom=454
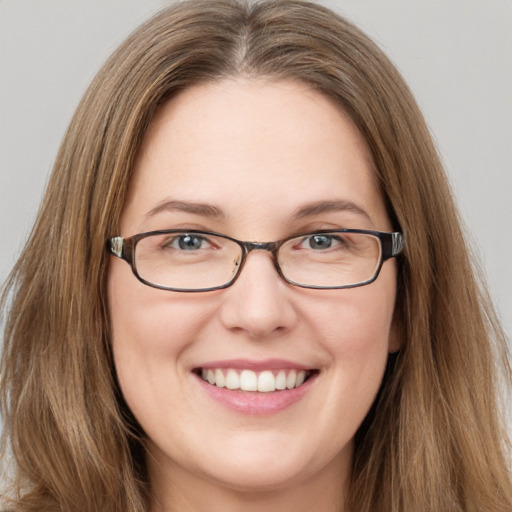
left=197, top=368, right=317, bottom=393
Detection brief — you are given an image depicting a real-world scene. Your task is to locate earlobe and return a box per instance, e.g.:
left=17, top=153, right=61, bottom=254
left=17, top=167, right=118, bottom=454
left=388, top=314, right=402, bottom=354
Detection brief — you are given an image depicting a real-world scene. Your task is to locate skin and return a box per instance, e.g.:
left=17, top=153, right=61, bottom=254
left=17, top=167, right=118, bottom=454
left=108, top=78, right=399, bottom=512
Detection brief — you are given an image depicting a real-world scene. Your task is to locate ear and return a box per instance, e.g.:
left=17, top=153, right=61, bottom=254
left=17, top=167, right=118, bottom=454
left=387, top=311, right=402, bottom=354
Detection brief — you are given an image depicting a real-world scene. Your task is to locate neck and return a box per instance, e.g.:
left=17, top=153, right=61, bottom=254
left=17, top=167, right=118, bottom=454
left=147, top=448, right=350, bottom=512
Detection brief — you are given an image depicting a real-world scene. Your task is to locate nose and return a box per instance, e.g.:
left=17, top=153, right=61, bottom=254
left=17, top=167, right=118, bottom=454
left=218, top=250, right=298, bottom=339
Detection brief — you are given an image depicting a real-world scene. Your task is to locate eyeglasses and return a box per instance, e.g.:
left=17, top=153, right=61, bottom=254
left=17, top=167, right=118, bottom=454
left=108, top=229, right=404, bottom=292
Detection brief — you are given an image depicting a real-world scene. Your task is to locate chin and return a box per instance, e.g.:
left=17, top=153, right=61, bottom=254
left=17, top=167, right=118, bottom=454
left=203, top=460, right=316, bottom=494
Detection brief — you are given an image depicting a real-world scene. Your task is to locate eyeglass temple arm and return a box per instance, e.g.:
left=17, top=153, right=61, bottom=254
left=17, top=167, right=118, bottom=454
left=384, top=232, right=404, bottom=260
left=109, top=237, right=124, bottom=257
left=108, top=236, right=135, bottom=264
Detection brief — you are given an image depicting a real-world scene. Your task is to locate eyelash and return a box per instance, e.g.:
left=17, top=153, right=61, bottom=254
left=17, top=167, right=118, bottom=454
left=295, top=234, right=346, bottom=251
left=162, top=234, right=214, bottom=251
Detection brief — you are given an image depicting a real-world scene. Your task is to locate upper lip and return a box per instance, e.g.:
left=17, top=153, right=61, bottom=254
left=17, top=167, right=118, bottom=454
left=195, top=358, right=313, bottom=371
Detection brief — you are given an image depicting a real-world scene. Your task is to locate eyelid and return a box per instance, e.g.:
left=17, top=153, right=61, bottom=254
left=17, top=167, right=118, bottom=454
left=164, top=232, right=216, bottom=251
left=290, top=222, right=356, bottom=235
left=140, top=223, right=221, bottom=234
left=296, top=232, right=344, bottom=246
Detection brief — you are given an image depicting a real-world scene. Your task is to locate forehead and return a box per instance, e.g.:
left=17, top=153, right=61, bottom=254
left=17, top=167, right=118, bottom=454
left=122, top=78, right=390, bottom=236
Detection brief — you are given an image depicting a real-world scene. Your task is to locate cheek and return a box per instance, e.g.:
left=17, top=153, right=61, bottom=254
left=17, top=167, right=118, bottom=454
left=107, top=258, right=212, bottom=350
left=309, top=275, right=396, bottom=354
left=306, top=269, right=397, bottom=404
left=106, top=259, right=213, bottom=413
left=323, top=296, right=393, bottom=393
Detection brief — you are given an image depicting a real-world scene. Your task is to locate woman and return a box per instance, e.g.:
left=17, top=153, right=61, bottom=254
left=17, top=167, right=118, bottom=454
left=1, top=1, right=510, bottom=511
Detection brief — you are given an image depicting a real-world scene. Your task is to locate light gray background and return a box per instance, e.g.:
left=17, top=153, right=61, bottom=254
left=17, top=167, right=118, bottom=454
left=1, top=2, right=511, bottom=338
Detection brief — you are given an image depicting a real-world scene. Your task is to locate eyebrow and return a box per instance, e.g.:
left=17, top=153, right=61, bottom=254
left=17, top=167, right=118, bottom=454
left=144, top=198, right=372, bottom=223
left=145, top=199, right=225, bottom=219
left=291, top=199, right=373, bottom=223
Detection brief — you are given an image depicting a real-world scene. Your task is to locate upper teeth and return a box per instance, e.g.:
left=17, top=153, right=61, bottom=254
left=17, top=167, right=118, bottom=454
left=201, top=368, right=308, bottom=392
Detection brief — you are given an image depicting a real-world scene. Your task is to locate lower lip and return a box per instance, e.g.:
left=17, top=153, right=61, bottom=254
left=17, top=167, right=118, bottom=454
left=195, top=373, right=317, bottom=415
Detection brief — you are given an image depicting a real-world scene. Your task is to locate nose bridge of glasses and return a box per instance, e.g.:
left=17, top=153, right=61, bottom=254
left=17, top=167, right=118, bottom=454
left=235, top=241, right=283, bottom=283
left=239, top=241, right=282, bottom=275
left=242, top=241, right=281, bottom=256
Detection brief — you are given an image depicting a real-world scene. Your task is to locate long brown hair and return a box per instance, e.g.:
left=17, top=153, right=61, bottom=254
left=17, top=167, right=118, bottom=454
left=1, top=1, right=510, bottom=511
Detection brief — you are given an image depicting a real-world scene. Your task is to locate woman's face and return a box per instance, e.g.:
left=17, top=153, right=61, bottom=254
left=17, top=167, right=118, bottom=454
left=108, top=79, right=399, bottom=499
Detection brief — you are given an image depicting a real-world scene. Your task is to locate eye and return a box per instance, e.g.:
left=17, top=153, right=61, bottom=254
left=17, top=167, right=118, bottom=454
left=167, top=233, right=212, bottom=251
left=299, top=234, right=344, bottom=250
